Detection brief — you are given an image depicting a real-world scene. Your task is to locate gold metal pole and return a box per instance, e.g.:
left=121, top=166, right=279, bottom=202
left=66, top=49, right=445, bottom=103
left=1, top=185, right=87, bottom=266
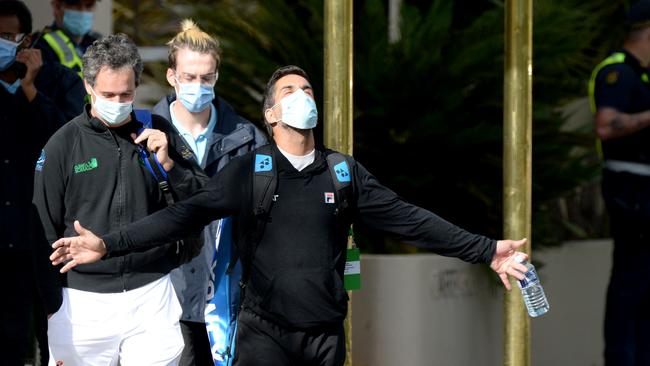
left=324, top=0, right=353, bottom=365
left=324, top=0, right=353, bottom=154
left=503, top=0, right=533, bottom=365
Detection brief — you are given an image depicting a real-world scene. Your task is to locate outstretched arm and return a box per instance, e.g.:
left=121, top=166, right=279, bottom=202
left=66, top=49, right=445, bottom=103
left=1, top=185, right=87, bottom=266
left=49, top=183, right=230, bottom=272
left=49, top=155, right=248, bottom=270
left=352, top=160, right=529, bottom=289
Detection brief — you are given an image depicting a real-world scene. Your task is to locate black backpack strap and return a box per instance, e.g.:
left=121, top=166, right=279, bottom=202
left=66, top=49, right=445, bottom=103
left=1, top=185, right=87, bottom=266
left=227, top=144, right=277, bottom=287
left=326, top=152, right=353, bottom=215
left=252, top=144, right=277, bottom=217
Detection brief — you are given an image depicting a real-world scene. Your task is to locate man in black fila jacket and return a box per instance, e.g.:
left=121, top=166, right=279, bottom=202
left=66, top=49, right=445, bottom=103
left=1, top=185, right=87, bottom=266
left=50, top=65, right=530, bottom=366
left=33, top=34, right=207, bottom=365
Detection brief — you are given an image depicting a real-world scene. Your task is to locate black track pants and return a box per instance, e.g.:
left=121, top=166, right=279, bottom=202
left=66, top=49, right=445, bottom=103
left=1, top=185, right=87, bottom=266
left=234, top=309, right=345, bottom=366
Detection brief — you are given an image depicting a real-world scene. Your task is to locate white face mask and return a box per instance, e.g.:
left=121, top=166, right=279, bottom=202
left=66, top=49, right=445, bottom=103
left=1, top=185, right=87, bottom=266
left=270, top=88, right=318, bottom=130
left=90, top=87, right=134, bottom=126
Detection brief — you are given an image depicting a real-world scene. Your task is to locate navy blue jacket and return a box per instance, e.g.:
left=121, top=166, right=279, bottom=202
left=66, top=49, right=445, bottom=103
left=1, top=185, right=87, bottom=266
left=0, top=61, right=85, bottom=252
left=153, top=94, right=267, bottom=322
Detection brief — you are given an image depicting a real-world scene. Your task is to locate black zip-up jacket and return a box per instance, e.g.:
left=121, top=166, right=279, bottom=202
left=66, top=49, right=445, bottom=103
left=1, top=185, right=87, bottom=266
left=102, top=144, right=496, bottom=329
left=33, top=106, right=208, bottom=314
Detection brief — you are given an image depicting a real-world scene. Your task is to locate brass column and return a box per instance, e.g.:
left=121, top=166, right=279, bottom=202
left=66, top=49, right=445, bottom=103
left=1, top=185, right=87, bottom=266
left=503, top=0, right=533, bottom=365
left=324, top=0, right=353, bottom=364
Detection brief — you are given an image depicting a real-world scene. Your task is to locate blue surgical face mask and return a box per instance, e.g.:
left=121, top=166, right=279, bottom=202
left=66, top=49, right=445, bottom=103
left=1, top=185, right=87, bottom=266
left=176, top=79, right=215, bottom=113
left=63, top=10, right=94, bottom=37
left=90, top=87, right=134, bottom=126
left=0, top=37, right=18, bottom=71
left=0, top=78, right=21, bottom=94
left=270, top=88, right=318, bottom=130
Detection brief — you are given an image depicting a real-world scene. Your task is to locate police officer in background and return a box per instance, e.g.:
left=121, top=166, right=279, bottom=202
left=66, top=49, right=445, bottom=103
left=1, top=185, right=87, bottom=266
left=0, top=0, right=85, bottom=364
left=34, top=0, right=101, bottom=78
left=589, top=1, right=650, bottom=364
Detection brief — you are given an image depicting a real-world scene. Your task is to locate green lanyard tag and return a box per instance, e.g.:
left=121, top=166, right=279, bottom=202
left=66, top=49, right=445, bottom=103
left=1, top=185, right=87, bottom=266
left=344, top=247, right=361, bottom=291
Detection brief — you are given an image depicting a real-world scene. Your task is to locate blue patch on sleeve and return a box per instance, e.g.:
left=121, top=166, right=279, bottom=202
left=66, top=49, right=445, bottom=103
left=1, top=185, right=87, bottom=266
left=334, top=161, right=350, bottom=182
left=35, top=149, right=46, bottom=171
left=255, top=154, right=272, bottom=172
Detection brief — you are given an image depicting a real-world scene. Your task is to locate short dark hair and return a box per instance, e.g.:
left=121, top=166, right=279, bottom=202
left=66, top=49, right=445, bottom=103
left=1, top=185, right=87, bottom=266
left=0, top=0, right=32, bottom=34
left=262, top=65, right=310, bottom=113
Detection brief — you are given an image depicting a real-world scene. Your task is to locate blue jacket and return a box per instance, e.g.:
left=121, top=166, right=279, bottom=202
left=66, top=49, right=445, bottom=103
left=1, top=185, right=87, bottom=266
left=153, top=93, right=268, bottom=322
left=0, top=61, right=85, bottom=252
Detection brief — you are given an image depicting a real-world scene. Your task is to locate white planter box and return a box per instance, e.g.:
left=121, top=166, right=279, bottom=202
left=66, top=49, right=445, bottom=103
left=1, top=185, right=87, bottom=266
left=351, top=240, right=612, bottom=366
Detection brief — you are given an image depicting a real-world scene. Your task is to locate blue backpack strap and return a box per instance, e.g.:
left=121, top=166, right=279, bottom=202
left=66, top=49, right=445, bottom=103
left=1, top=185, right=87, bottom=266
left=134, top=108, right=153, bottom=129
left=134, top=109, right=173, bottom=205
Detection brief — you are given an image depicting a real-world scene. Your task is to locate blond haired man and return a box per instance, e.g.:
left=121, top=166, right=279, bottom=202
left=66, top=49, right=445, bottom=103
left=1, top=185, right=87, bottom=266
left=153, top=20, right=267, bottom=366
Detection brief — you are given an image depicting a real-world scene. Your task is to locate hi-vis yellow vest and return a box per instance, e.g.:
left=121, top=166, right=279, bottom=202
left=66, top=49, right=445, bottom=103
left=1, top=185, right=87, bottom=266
left=588, top=52, right=650, bottom=113
left=42, top=30, right=83, bottom=78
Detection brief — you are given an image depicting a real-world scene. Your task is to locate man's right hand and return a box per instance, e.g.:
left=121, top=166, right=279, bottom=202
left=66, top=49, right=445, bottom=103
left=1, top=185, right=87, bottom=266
left=50, top=220, right=107, bottom=273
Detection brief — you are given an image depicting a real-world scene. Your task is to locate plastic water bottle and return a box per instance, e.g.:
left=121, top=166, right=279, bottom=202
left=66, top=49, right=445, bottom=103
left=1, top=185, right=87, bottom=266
left=515, top=256, right=549, bottom=317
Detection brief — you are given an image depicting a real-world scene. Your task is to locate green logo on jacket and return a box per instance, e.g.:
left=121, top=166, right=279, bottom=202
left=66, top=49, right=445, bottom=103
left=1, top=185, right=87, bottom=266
left=74, top=158, right=98, bottom=174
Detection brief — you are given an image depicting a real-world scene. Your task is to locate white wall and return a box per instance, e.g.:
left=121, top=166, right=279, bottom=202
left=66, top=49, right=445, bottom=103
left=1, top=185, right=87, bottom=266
left=352, top=240, right=612, bottom=366
left=23, top=0, right=112, bottom=36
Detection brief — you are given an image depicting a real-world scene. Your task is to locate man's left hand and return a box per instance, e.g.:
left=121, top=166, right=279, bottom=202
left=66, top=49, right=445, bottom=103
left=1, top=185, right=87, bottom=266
left=133, top=129, right=174, bottom=171
left=490, top=238, right=528, bottom=290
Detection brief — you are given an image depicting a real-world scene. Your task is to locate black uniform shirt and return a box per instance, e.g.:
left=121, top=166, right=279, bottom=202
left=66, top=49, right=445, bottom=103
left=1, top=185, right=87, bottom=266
left=594, top=49, right=650, bottom=163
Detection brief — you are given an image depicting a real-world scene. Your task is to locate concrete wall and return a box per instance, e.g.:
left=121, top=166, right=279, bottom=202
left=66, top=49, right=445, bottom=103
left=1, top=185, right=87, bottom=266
left=352, top=240, right=612, bottom=366
left=23, top=0, right=113, bottom=36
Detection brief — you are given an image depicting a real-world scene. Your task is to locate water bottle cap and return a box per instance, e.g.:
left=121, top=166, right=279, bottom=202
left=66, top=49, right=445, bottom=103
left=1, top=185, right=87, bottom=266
left=514, top=254, right=527, bottom=264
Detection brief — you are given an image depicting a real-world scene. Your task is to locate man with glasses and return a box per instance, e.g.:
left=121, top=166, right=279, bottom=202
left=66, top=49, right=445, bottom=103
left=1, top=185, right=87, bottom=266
left=0, top=1, right=85, bottom=365
left=153, top=19, right=267, bottom=366
left=32, top=33, right=207, bottom=365
left=35, top=0, right=101, bottom=78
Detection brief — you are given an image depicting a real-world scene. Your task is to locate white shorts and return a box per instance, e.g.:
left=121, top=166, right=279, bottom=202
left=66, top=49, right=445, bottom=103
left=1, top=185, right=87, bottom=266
left=48, top=275, right=184, bottom=366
